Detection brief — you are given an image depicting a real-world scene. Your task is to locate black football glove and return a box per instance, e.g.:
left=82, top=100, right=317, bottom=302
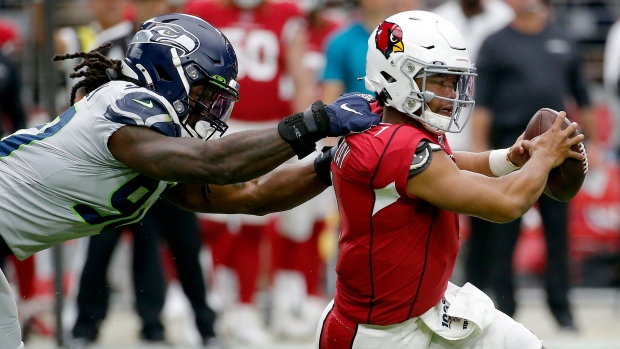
left=314, top=145, right=338, bottom=186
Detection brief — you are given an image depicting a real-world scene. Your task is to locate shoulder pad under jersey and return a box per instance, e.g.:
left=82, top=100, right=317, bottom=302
left=408, top=140, right=435, bottom=178
left=104, top=89, right=180, bottom=137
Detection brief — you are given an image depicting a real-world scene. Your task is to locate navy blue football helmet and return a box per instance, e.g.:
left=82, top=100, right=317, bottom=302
left=122, top=13, right=239, bottom=139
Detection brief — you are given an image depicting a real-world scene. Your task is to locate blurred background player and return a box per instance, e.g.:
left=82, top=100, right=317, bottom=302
left=184, top=0, right=314, bottom=344
left=467, top=0, right=598, bottom=331
left=55, top=0, right=134, bottom=109
left=603, top=15, right=620, bottom=152
left=267, top=0, right=342, bottom=341
left=0, top=19, right=27, bottom=136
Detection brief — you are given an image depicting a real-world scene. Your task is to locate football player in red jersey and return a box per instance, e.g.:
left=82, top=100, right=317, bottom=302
left=315, top=11, right=585, bottom=349
left=183, top=0, right=314, bottom=343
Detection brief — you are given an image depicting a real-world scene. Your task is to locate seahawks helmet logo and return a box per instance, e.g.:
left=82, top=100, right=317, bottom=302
left=131, top=23, right=200, bottom=55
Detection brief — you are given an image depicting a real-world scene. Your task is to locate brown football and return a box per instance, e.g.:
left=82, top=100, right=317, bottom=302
left=522, top=108, right=588, bottom=202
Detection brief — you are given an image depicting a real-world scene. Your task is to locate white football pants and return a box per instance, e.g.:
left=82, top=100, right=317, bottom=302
left=0, top=268, right=24, bottom=349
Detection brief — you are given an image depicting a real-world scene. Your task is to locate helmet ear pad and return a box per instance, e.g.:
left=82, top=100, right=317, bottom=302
left=125, top=44, right=188, bottom=104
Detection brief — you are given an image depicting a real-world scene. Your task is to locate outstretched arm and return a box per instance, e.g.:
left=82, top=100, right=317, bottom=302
left=110, top=126, right=296, bottom=185
left=161, top=162, right=328, bottom=215
left=109, top=95, right=380, bottom=186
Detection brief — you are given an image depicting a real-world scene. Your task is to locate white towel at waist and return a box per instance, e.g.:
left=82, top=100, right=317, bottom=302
left=419, top=282, right=496, bottom=340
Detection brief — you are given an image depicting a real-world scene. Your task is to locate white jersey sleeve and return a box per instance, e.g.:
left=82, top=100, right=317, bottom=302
left=0, top=81, right=180, bottom=260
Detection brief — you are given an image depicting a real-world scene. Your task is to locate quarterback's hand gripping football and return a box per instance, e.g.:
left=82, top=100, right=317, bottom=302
left=507, top=133, right=530, bottom=168
left=325, top=93, right=381, bottom=136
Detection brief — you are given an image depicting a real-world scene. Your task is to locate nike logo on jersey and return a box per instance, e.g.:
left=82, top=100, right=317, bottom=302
left=340, top=103, right=362, bottom=115
left=132, top=99, right=154, bottom=108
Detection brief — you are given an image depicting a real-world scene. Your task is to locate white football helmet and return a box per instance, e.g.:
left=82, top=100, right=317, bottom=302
left=364, top=11, right=476, bottom=134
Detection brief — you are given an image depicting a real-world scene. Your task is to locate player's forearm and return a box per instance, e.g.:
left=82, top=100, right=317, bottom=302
left=453, top=151, right=495, bottom=176
left=248, top=163, right=328, bottom=215
left=196, top=129, right=297, bottom=185
left=496, top=155, right=553, bottom=220
left=163, top=163, right=327, bottom=215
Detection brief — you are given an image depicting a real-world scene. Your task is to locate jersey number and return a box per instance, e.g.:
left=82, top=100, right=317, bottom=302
left=72, top=175, right=161, bottom=229
left=222, top=28, right=279, bottom=81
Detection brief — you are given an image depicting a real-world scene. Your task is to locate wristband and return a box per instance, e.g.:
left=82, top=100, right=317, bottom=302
left=489, top=148, right=520, bottom=177
left=278, top=101, right=330, bottom=159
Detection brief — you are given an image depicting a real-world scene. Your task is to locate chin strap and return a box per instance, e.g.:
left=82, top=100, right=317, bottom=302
left=278, top=101, right=330, bottom=159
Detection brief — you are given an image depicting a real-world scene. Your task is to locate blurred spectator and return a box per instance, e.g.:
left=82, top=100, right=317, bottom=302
left=602, top=16, right=620, bottom=288
left=184, top=0, right=313, bottom=344
left=391, top=0, right=423, bottom=14
left=142, top=199, right=223, bottom=348
left=467, top=0, right=597, bottom=332
left=604, top=17, right=620, bottom=92
left=0, top=19, right=26, bottom=136
left=0, top=19, right=23, bottom=57
left=433, top=0, right=512, bottom=63
left=321, top=0, right=397, bottom=103
left=55, top=0, right=133, bottom=108
left=603, top=17, right=620, bottom=131
left=0, top=49, right=26, bottom=136
left=0, top=255, right=53, bottom=341
left=432, top=0, right=513, bottom=152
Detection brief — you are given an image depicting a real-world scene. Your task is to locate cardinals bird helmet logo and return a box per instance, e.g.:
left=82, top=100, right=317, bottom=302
left=375, top=21, right=404, bottom=59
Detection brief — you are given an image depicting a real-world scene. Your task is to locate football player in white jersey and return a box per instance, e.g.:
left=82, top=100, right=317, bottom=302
left=0, top=14, right=380, bottom=349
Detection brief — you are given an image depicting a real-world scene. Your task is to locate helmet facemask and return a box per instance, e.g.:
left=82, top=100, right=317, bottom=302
left=402, top=58, right=476, bottom=134
left=181, top=73, right=240, bottom=140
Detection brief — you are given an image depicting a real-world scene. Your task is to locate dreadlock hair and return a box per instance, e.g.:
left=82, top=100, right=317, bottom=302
left=53, top=42, right=142, bottom=106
